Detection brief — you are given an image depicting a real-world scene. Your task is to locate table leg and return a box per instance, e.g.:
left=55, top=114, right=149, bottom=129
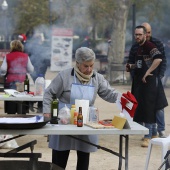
left=118, top=135, right=129, bottom=170
left=29, top=157, right=38, bottom=170
left=18, top=101, right=23, bottom=114
left=125, top=135, right=129, bottom=170
left=118, top=135, right=123, bottom=170
left=68, top=135, right=128, bottom=170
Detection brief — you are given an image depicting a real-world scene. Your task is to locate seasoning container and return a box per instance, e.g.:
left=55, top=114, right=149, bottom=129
left=35, top=74, right=45, bottom=96
left=74, top=111, right=78, bottom=125
left=70, top=105, right=76, bottom=124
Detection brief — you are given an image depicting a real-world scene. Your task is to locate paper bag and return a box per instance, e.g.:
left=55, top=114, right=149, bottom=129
left=75, top=99, right=89, bottom=123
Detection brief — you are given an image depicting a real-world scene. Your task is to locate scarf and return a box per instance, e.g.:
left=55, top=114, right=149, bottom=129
left=74, top=65, right=93, bottom=84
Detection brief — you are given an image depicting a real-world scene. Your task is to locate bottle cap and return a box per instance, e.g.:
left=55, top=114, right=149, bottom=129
left=71, top=105, right=76, bottom=108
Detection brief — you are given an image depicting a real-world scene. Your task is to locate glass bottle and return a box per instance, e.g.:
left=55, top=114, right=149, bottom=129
left=77, top=107, right=83, bottom=127
left=24, top=74, right=29, bottom=93
left=50, top=98, right=59, bottom=124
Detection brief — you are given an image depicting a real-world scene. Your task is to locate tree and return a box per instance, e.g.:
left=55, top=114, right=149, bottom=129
left=87, top=0, right=116, bottom=41
left=103, top=0, right=132, bottom=82
left=105, top=0, right=161, bottom=82
left=1, top=0, right=165, bottom=67
left=12, top=0, right=57, bottom=34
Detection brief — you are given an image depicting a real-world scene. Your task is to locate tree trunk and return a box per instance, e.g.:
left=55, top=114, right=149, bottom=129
left=107, top=0, right=133, bottom=82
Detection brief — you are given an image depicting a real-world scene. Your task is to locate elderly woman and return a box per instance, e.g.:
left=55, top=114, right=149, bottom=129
left=0, top=40, right=34, bottom=114
left=43, top=47, right=120, bottom=170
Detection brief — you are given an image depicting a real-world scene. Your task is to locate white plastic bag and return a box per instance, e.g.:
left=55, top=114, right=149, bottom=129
left=0, top=135, right=19, bottom=149
left=58, top=105, right=71, bottom=124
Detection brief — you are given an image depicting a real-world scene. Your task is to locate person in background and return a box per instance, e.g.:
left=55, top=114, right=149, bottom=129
left=18, top=33, right=30, bottom=55
left=43, top=47, right=121, bottom=170
left=163, top=40, right=170, bottom=87
left=28, top=33, right=49, bottom=113
left=126, top=25, right=168, bottom=147
left=128, top=22, right=167, bottom=139
left=18, top=34, right=27, bottom=45
left=80, top=36, right=91, bottom=48
left=0, top=40, right=34, bottom=114
left=18, top=33, right=31, bottom=112
left=142, top=22, right=167, bottom=139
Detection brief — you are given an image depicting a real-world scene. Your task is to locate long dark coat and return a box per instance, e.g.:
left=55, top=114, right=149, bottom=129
left=132, top=41, right=168, bottom=123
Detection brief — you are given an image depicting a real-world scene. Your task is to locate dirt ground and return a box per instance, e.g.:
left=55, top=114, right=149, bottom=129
left=0, top=67, right=170, bottom=170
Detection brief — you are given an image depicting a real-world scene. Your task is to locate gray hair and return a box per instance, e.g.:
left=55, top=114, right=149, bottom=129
left=75, top=47, right=96, bottom=63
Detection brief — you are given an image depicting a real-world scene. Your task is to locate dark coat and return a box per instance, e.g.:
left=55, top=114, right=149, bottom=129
left=132, top=41, right=168, bottom=123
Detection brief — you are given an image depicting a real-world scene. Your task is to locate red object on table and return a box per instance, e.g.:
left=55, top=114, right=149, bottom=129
left=121, top=91, right=138, bottom=118
left=28, top=91, right=34, bottom=95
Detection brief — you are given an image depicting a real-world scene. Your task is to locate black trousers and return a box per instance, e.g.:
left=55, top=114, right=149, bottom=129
left=52, top=150, right=90, bottom=170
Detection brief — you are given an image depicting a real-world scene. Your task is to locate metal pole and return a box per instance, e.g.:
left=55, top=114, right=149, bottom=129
left=49, top=0, right=53, bottom=26
left=49, top=0, right=53, bottom=71
left=1, top=0, right=8, bottom=50
left=4, top=11, right=7, bottom=50
left=132, top=3, right=136, bottom=45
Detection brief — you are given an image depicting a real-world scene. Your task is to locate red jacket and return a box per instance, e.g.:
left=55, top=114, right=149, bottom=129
left=6, top=51, right=28, bottom=83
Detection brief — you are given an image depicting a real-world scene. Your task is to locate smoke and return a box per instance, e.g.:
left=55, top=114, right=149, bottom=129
left=21, top=24, right=52, bottom=80
left=51, top=0, right=91, bottom=37
left=0, top=11, right=13, bottom=42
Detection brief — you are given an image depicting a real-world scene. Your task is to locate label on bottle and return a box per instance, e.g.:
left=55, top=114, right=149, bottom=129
left=53, top=109, right=58, bottom=117
left=77, top=119, right=83, bottom=127
left=24, top=85, right=28, bottom=91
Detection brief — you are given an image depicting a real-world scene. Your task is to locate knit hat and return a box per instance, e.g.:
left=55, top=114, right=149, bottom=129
left=18, top=34, right=27, bottom=42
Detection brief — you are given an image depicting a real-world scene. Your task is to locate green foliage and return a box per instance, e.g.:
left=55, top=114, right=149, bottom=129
left=134, top=0, right=161, bottom=21
left=12, top=0, right=57, bottom=34
left=1, top=0, right=170, bottom=42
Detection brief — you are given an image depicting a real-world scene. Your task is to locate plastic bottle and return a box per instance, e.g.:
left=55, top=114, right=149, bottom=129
left=89, top=107, right=99, bottom=123
left=50, top=98, right=59, bottom=124
left=35, top=74, right=45, bottom=96
left=77, top=107, right=83, bottom=127
left=24, top=74, right=29, bottom=93
left=70, top=105, right=76, bottom=124
left=74, top=111, right=78, bottom=125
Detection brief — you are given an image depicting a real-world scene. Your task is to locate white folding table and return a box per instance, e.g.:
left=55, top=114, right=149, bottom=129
left=0, top=121, right=149, bottom=170
left=0, top=95, right=43, bottom=102
left=0, top=95, right=43, bottom=113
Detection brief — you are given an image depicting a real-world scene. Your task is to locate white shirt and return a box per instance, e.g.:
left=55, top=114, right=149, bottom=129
left=0, top=56, right=34, bottom=76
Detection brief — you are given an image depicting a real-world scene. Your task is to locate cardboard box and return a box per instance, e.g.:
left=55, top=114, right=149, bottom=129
left=112, top=115, right=130, bottom=129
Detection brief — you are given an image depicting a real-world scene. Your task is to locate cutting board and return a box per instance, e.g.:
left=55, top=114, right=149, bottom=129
left=85, top=122, right=115, bottom=129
